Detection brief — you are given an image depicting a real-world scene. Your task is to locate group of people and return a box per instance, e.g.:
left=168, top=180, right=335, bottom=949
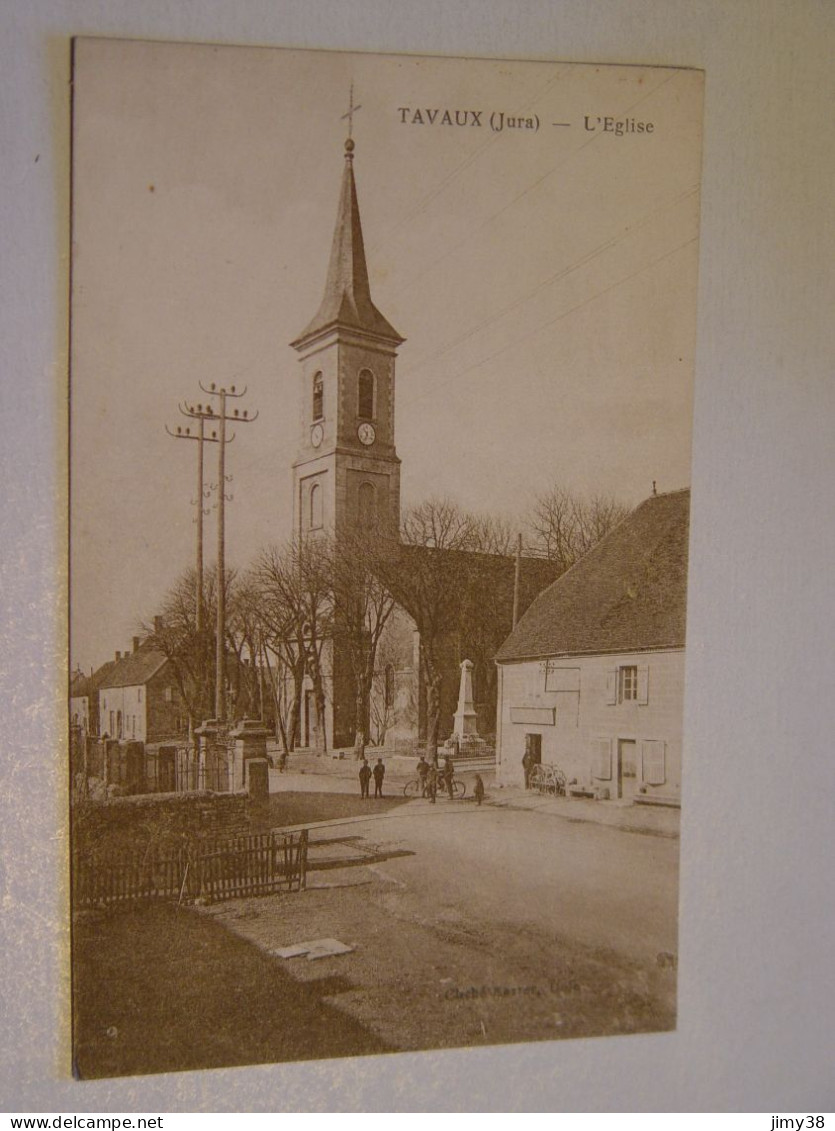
left=358, top=756, right=386, bottom=798
left=415, top=749, right=485, bottom=805
left=414, top=752, right=452, bottom=803
left=358, top=744, right=486, bottom=806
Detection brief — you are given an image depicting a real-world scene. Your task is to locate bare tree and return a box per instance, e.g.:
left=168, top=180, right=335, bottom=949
left=324, top=528, right=398, bottom=758
left=143, top=566, right=218, bottom=739
left=526, top=487, right=630, bottom=572
left=372, top=498, right=491, bottom=754
left=250, top=539, right=332, bottom=753
left=369, top=613, right=418, bottom=747
left=144, top=565, right=263, bottom=740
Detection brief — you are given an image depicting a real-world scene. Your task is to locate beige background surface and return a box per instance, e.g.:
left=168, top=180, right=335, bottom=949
left=1, top=0, right=834, bottom=1113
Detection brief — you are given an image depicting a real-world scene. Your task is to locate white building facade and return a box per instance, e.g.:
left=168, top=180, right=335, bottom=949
left=496, top=647, right=684, bottom=800
left=495, top=489, right=689, bottom=804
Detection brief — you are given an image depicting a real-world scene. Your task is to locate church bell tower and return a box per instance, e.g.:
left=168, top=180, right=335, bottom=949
left=290, top=136, right=404, bottom=545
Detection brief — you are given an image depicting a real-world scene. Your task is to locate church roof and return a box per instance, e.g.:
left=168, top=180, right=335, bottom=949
left=291, top=139, right=404, bottom=348
left=495, top=489, right=690, bottom=662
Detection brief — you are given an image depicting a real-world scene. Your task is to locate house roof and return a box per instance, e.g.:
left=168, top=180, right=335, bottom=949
left=291, top=140, right=404, bottom=348
left=70, top=670, right=91, bottom=698
left=495, top=489, right=690, bottom=663
left=70, top=659, right=117, bottom=698
left=98, top=649, right=169, bottom=689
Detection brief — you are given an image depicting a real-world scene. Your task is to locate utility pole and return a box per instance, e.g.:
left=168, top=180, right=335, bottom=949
left=166, top=409, right=221, bottom=636
left=197, top=381, right=257, bottom=723
left=512, top=532, right=523, bottom=629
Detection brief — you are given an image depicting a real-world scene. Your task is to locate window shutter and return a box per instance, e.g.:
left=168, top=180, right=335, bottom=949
left=592, top=738, right=612, bottom=780
left=641, top=740, right=666, bottom=785
left=605, top=670, right=617, bottom=705
left=637, top=665, right=649, bottom=704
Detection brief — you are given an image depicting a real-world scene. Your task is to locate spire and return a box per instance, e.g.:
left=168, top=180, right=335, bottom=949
left=291, top=139, right=403, bottom=348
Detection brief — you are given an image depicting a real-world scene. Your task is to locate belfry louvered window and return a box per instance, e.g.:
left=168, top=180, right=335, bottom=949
left=358, top=369, right=374, bottom=419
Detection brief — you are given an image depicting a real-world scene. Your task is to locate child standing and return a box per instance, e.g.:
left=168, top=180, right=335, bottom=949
left=474, top=774, right=485, bottom=806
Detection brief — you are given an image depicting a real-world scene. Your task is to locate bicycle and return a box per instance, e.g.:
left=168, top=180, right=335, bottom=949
left=404, top=775, right=466, bottom=799
left=529, top=763, right=567, bottom=797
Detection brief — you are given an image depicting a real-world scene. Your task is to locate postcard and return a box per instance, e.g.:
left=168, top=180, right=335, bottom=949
left=69, top=38, right=703, bottom=1079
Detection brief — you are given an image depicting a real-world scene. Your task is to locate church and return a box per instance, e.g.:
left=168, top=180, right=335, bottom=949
left=285, top=133, right=557, bottom=753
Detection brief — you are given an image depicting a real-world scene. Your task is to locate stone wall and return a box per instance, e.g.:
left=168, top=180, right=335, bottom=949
left=72, top=790, right=251, bottom=861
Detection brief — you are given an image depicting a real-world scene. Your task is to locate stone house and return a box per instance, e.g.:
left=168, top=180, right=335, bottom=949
left=494, top=489, right=689, bottom=803
left=69, top=669, right=91, bottom=734
left=98, top=640, right=186, bottom=744
left=70, top=658, right=116, bottom=737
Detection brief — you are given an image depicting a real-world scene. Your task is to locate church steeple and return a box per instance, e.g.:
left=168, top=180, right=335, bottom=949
left=287, top=126, right=404, bottom=751
left=291, top=139, right=403, bottom=348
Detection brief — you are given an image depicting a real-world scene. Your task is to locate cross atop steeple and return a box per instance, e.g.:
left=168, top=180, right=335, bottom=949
left=290, top=113, right=403, bottom=348
left=341, top=83, right=362, bottom=139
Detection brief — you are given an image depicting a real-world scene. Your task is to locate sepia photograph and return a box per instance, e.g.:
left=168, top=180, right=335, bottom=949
left=68, top=39, right=703, bottom=1080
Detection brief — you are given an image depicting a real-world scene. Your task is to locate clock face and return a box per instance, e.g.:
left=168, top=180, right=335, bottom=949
left=310, top=423, right=324, bottom=448
left=357, top=422, right=376, bottom=446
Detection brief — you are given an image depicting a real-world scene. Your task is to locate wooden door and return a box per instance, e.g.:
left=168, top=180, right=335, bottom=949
left=617, top=739, right=638, bottom=799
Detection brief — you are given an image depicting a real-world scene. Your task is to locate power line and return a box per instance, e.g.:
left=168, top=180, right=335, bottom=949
left=400, top=233, right=699, bottom=410
left=367, top=69, right=566, bottom=258
left=376, top=69, right=682, bottom=298
left=400, top=184, right=699, bottom=383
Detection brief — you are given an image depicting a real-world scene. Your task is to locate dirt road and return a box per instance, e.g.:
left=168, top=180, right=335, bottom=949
left=203, top=794, right=679, bottom=1055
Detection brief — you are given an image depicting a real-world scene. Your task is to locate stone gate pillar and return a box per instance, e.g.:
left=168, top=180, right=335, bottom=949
left=228, top=718, right=270, bottom=795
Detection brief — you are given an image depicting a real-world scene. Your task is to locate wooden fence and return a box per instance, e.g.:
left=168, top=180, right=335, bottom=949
left=73, top=829, right=308, bottom=910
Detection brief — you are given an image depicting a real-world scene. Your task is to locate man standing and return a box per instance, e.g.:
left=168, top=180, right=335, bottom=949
left=359, top=757, right=372, bottom=799
left=522, top=746, right=534, bottom=789
left=426, top=761, right=438, bottom=804
left=373, top=758, right=385, bottom=798
left=416, top=754, right=430, bottom=797
left=443, top=752, right=455, bottom=800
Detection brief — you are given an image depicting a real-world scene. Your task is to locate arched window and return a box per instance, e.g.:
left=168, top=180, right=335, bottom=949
left=312, top=372, right=323, bottom=421
left=309, top=482, right=323, bottom=530
left=384, top=664, right=396, bottom=709
left=357, top=481, right=376, bottom=528
left=358, top=369, right=374, bottom=420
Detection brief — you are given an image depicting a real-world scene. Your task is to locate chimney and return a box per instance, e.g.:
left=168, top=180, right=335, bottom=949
left=133, top=636, right=141, bottom=653
left=153, top=615, right=163, bottom=634
left=115, top=651, right=122, bottom=662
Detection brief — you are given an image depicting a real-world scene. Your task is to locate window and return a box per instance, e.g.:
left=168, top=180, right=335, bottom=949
left=312, top=372, right=323, bottom=421
left=606, top=664, right=649, bottom=705
left=358, top=369, right=374, bottom=420
left=309, top=482, right=323, bottom=530
left=618, top=666, right=638, bottom=702
left=137, top=687, right=142, bottom=702
left=358, top=481, right=377, bottom=528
